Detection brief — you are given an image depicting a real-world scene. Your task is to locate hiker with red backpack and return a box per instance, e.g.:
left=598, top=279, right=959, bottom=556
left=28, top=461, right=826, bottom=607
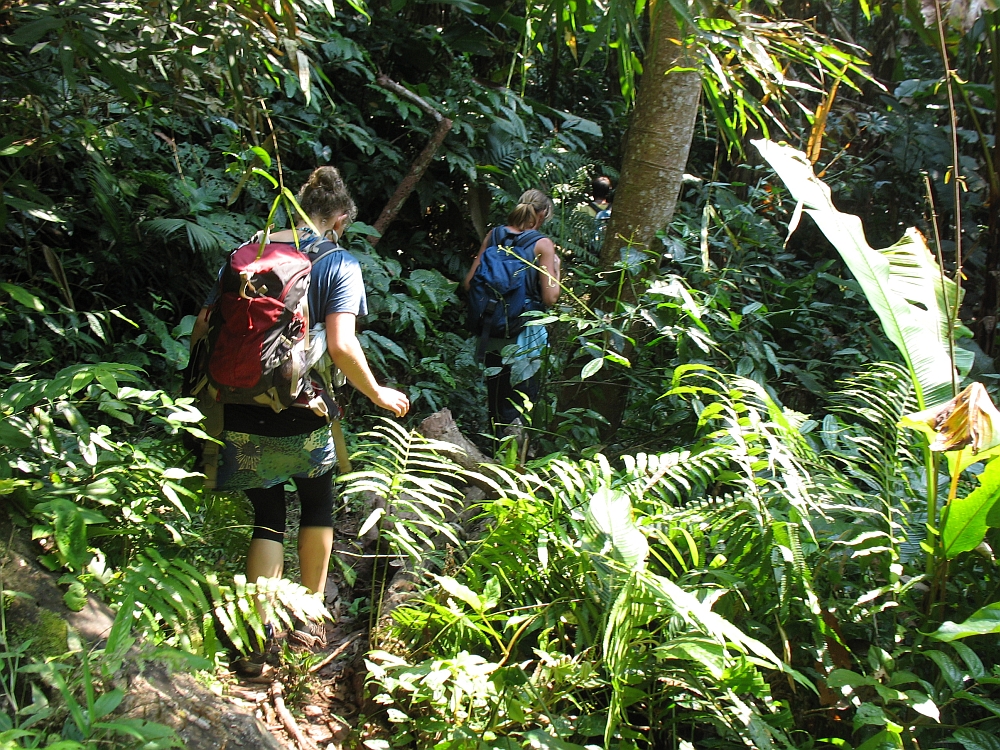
left=463, top=189, right=561, bottom=444
left=189, top=166, right=408, bottom=671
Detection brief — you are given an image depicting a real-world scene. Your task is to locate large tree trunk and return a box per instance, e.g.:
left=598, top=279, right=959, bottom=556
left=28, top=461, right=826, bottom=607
left=560, top=0, right=701, bottom=437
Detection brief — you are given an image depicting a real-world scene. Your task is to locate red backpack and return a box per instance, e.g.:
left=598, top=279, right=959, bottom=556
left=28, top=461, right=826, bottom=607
left=189, top=237, right=336, bottom=415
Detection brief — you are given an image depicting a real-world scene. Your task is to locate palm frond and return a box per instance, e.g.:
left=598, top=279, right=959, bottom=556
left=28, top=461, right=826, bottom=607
left=142, top=217, right=230, bottom=255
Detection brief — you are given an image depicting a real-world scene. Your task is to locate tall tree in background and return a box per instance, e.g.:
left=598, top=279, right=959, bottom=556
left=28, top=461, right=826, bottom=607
left=558, top=1, right=870, bottom=436
left=598, top=2, right=700, bottom=279
left=560, top=0, right=701, bottom=432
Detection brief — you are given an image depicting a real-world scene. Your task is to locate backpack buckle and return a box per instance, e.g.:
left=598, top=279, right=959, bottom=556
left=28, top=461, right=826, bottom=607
left=239, top=271, right=267, bottom=299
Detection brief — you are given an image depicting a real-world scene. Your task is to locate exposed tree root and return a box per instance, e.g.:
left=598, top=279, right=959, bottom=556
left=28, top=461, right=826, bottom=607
left=271, top=681, right=319, bottom=750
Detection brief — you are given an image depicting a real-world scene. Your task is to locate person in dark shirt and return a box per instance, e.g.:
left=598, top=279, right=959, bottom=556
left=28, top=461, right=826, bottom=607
left=463, top=190, right=561, bottom=440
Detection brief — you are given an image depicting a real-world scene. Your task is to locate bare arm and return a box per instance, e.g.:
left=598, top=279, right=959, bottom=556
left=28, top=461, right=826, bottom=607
left=191, top=307, right=211, bottom=350
left=326, top=312, right=409, bottom=417
left=462, top=231, right=493, bottom=291
left=534, top=238, right=561, bottom=307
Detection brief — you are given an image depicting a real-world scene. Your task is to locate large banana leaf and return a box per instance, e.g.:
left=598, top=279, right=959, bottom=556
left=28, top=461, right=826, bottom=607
left=753, top=139, right=966, bottom=409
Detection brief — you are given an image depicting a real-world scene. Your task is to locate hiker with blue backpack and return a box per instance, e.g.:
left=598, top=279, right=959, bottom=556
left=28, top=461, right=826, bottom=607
left=188, top=166, right=409, bottom=672
left=463, top=189, right=561, bottom=444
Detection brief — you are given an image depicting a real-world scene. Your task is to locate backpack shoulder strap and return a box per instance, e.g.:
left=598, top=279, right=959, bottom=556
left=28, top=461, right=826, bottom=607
left=305, top=237, right=341, bottom=265
left=513, top=229, right=543, bottom=248
left=509, top=229, right=543, bottom=261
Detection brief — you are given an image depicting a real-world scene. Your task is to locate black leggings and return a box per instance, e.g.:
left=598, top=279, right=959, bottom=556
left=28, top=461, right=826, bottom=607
left=485, top=351, right=540, bottom=429
left=245, top=472, right=334, bottom=543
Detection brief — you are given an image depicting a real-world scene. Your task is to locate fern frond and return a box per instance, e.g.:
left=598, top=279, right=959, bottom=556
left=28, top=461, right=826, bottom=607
left=344, top=418, right=470, bottom=563
left=117, top=551, right=326, bottom=657
left=620, top=447, right=730, bottom=509
left=824, top=362, right=920, bottom=508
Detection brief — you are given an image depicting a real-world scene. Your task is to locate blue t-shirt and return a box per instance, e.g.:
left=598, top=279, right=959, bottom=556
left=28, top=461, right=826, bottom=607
left=303, top=238, right=368, bottom=323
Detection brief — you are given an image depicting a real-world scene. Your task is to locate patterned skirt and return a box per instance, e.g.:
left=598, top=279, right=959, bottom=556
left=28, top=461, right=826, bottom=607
left=214, top=424, right=337, bottom=491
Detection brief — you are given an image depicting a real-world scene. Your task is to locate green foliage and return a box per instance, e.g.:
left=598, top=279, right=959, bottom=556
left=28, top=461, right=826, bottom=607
left=1, top=0, right=999, bottom=748
left=345, top=419, right=469, bottom=564
left=754, top=139, right=968, bottom=411
left=0, top=606, right=181, bottom=749
left=0, top=282, right=328, bottom=731
left=357, top=353, right=1000, bottom=747
left=115, top=551, right=327, bottom=659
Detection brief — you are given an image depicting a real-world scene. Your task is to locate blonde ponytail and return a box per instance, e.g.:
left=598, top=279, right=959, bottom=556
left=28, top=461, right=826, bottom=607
left=507, top=189, right=553, bottom=230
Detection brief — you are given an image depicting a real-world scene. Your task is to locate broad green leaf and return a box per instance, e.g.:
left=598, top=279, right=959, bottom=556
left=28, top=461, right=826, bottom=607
left=826, top=669, right=873, bottom=689
left=853, top=702, right=889, bottom=730
left=252, top=168, right=279, bottom=189
left=952, top=642, right=986, bottom=678
left=924, top=650, right=967, bottom=690
left=954, top=728, right=1000, bottom=750
left=63, top=581, right=88, bottom=612
left=754, top=139, right=961, bottom=409
left=941, top=457, right=1000, bottom=558
left=856, top=728, right=904, bottom=750
left=581, top=357, right=605, bottom=380
left=90, top=688, right=124, bottom=720
left=249, top=147, right=271, bottom=167
left=346, top=221, right=381, bottom=237
left=0, top=282, right=45, bottom=311
left=904, top=690, right=939, bottom=721
left=432, top=574, right=483, bottom=612
left=0, top=420, right=31, bottom=450
left=932, top=602, right=1000, bottom=642
left=587, top=486, right=647, bottom=570
left=9, top=16, right=64, bottom=46
left=957, top=691, right=1000, bottom=718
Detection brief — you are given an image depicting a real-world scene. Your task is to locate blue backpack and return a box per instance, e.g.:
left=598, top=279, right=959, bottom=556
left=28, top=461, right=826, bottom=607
left=466, top=227, right=544, bottom=359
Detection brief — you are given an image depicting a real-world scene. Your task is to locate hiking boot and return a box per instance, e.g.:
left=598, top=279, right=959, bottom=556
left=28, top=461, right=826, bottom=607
left=231, top=622, right=276, bottom=677
left=288, top=617, right=327, bottom=651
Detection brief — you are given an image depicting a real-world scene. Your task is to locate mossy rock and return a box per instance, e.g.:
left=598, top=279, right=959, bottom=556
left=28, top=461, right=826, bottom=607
left=3, top=599, right=69, bottom=658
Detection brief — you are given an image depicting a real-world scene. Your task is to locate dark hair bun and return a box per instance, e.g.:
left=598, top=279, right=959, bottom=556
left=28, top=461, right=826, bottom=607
left=297, top=166, right=357, bottom=224
left=309, top=167, right=342, bottom=192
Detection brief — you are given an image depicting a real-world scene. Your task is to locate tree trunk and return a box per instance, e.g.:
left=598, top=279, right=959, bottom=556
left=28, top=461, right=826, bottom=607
left=599, top=8, right=699, bottom=275
left=867, top=0, right=898, bottom=94
left=560, top=0, right=701, bottom=437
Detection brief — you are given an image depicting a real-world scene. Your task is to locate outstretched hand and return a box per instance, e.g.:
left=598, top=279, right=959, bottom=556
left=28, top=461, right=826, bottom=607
left=372, top=385, right=410, bottom=417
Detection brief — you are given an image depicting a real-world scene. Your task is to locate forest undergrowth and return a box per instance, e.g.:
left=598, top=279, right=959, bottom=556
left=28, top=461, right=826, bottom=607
left=3, top=0, right=1000, bottom=748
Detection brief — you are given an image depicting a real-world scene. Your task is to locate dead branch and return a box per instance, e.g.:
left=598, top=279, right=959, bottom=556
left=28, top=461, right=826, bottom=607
left=270, top=681, right=319, bottom=750
left=309, top=632, right=364, bottom=673
left=376, top=74, right=444, bottom=123
left=371, top=75, right=453, bottom=244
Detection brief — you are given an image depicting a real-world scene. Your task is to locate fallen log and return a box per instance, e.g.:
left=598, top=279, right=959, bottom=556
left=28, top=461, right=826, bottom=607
left=0, top=514, right=284, bottom=750
left=416, top=408, right=494, bottom=471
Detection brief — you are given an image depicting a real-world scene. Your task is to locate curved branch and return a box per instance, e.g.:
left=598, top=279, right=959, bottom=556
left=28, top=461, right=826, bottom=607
left=371, top=76, right=453, bottom=244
